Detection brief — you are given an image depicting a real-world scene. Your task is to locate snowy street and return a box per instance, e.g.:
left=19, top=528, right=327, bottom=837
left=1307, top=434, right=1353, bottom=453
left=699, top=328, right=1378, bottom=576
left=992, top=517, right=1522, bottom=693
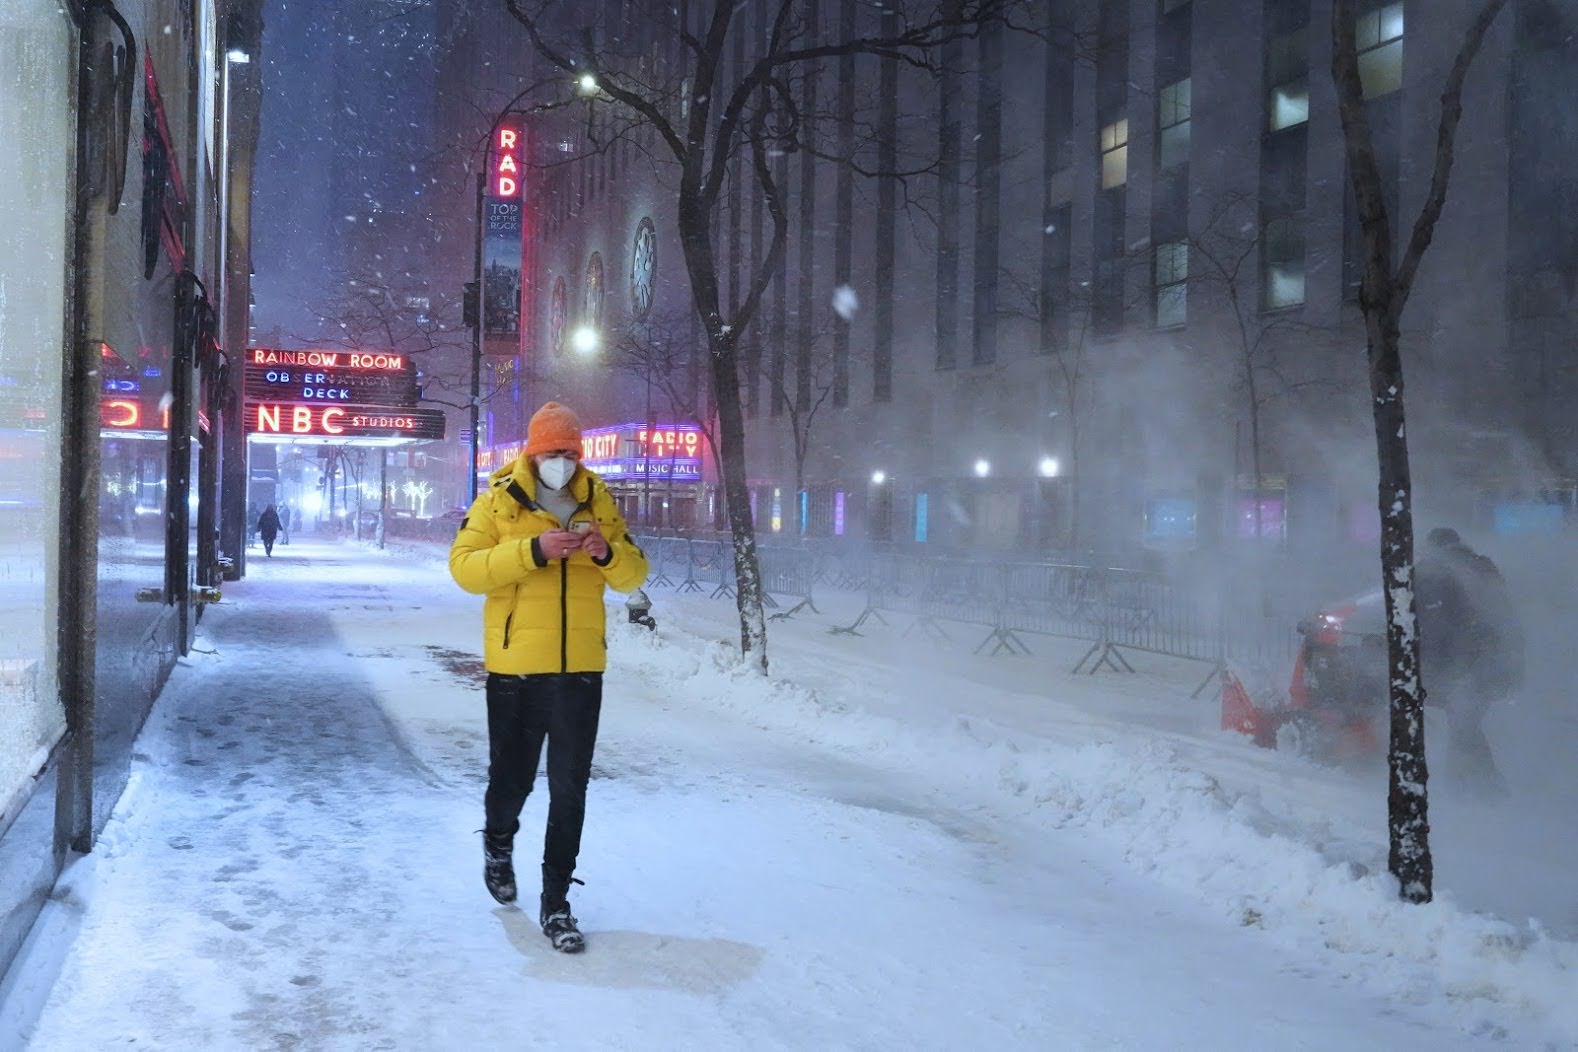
left=9, top=538, right=1573, bottom=1049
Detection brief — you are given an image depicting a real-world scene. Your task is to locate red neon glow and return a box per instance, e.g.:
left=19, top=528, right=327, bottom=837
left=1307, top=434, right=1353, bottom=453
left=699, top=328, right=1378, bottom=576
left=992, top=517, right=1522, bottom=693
left=104, top=400, right=140, bottom=428
left=249, top=349, right=406, bottom=371
left=581, top=431, right=620, bottom=460
left=248, top=402, right=443, bottom=439
left=491, top=121, right=523, bottom=200
left=638, top=428, right=702, bottom=458
left=580, top=425, right=705, bottom=463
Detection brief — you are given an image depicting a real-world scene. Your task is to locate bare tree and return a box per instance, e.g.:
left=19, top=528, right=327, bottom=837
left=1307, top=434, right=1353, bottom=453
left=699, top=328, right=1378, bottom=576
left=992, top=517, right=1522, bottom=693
left=768, top=316, right=841, bottom=516
left=302, top=272, right=514, bottom=414
left=614, top=310, right=718, bottom=466
left=503, top=0, right=1024, bottom=673
left=999, top=267, right=1093, bottom=549
left=1184, top=197, right=1335, bottom=542
left=1330, top=0, right=1510, bottom=904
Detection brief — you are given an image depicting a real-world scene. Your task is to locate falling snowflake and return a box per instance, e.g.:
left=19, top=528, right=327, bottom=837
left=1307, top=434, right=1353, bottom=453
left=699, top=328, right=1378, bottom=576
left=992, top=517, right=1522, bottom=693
left=832, top=286, right=859, bottom=321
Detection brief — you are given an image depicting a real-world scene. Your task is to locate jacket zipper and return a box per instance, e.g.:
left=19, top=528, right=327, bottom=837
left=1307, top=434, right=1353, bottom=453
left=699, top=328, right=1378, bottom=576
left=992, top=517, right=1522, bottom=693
left=559, top=559, right=569, bottom=671
left=502, top=611, right=514, bottom=649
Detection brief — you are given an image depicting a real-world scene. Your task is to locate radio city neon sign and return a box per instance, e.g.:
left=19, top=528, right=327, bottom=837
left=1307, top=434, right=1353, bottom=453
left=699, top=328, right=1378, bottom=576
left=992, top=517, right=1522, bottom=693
left=493, top=127, right=521, bottom=198
left=580, top=424, right=703, bottom=461
left=638, top=427, right=701, bottom=458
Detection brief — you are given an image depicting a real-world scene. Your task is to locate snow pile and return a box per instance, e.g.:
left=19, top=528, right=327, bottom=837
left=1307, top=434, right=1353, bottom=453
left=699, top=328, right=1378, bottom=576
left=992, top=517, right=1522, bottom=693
left=611, top=619, right=1578, bottom=1045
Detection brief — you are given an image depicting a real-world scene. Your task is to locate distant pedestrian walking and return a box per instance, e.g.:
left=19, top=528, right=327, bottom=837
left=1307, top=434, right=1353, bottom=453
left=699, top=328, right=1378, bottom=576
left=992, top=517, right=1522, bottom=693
left=279, top=504, right=292, bottom=545
left=257, top=504, right=281, bottom=557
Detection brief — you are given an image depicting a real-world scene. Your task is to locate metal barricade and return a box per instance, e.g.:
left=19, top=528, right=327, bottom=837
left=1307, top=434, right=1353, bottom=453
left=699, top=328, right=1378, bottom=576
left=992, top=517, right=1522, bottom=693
left=761, top=544, right=819, bottom=620
left=630, top=528, right=1304, bottom=684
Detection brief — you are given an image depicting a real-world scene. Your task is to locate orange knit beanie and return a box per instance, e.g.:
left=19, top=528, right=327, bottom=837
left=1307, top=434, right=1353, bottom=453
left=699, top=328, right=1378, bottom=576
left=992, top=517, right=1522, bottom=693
left=524, top=402, right=583, bottom=456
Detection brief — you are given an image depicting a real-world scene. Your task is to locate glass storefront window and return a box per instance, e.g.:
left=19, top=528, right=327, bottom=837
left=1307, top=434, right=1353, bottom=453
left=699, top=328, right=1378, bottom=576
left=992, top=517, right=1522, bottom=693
left=0, top=1, right=69, bottom=820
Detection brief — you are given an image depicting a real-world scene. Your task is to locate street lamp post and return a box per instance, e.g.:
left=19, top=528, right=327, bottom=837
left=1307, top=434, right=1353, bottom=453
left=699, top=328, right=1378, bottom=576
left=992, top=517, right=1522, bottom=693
left=468, top=169, right=484, bottom=502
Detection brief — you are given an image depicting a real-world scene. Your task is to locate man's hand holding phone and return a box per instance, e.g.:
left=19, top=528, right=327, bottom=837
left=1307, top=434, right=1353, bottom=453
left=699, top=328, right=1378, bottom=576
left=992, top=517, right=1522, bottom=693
left=538, top=529, right=584, bottom=560
left=581, top=523, right=610, bottom=561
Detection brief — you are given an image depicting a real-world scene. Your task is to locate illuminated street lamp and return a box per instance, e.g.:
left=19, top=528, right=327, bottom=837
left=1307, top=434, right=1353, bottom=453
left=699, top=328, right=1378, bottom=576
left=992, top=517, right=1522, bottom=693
left=578, top=73, right=599, bottom=95
left=974, top=459, right=991, bottom=479
left=570, top=325, right=600, bottom=355
left=1038, top=456, right=1060, bottom=478
left=870, top=470, right=887, bottom=485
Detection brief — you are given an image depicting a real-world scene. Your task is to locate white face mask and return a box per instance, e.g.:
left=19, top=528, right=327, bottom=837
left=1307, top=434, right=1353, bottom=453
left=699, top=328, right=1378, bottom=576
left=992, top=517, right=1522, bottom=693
left=536, top=456, right=577, bottom=490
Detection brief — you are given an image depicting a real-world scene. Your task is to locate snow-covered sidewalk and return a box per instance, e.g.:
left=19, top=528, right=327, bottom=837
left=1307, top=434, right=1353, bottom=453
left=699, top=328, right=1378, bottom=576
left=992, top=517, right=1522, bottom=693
left=10, top=538, right=1569, bottom=1048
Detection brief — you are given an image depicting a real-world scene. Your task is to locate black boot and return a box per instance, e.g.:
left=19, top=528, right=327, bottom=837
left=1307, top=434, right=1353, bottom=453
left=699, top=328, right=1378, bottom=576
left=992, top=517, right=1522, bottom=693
left=482, top=831, right=516, bottom=904
left=540, top=867, right=584, bottom=953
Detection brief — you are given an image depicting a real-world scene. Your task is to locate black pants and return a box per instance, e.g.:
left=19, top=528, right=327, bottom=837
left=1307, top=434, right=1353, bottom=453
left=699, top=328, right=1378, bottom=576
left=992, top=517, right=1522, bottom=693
left=261, top=532, right=276, bottom=556
left=484, top=672, right=603, bottom=899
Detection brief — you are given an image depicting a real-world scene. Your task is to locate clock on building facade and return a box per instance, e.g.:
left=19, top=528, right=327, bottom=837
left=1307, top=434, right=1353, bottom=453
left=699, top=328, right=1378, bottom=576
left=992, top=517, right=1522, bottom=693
left=630, top=217, right=656, bottom=320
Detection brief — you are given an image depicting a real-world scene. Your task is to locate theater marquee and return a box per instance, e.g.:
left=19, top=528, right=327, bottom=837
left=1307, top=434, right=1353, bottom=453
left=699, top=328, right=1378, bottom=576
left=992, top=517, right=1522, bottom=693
left=244, top=402, right=446, bottom=440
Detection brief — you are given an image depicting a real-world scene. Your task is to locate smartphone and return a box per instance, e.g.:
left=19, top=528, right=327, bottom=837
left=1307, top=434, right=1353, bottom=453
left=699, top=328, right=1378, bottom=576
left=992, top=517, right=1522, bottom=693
left=569, top=520, right=591, bottom=534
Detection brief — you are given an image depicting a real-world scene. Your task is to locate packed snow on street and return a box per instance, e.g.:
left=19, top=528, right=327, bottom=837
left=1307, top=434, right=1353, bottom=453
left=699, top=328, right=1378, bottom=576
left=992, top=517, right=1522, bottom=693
left=8, top=537, right=1576, bottom=1050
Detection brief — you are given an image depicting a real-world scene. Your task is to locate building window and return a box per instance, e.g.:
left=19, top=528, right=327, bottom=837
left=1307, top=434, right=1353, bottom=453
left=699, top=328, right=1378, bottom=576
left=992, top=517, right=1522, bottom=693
left=1267, top=28, right=1310, bottom=130
left=584, top=251, right=605, bottom=328
left=1158, top=79, right=1191, bottom=169
left=1357, top=3, right=1404, bottom=99
left=1100, top=118, right=1129, bottom=189
left=1154, top=241, right=1188, bottom=327
left=1262, top=217, right=1306, bottom=309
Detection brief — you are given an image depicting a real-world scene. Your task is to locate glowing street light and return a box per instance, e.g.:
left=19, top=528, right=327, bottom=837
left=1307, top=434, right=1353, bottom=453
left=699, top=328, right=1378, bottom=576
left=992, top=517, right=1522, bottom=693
left=1038, top=456, right=1060, bottom=478
left=570, top=326, right=600, bottom=355
left=973, top=459, right=991, bottom=478
left=870, top=470, right=887, bottom=485
left=578, top=73, right=599, bottom=95
left=226, top=48, right=250, bottom=64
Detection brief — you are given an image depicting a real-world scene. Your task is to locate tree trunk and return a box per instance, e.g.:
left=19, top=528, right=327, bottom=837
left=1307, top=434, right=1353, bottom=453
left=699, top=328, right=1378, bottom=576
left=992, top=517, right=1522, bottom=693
left=1368, top=309, right=1432, bottom=903
left=709, top=335, right=770, bottom=671
left=677, top=188, right=769, bottom=673
left=1067, top=412, right=1081, bottom=551
left=1330, top=0, right=1508, bottom=904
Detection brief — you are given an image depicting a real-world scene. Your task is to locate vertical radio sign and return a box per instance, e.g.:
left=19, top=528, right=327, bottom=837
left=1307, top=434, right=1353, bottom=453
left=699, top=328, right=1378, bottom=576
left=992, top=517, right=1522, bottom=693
left=483, top=119, right=524, bottom=356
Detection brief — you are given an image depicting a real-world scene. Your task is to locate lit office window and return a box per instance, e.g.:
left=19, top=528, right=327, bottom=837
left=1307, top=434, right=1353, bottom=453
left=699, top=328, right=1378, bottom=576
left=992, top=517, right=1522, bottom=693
left=1100, top=118, right=1129, bottom=189
left=1262, top=217, right=1306, bottom=309
left=1154, top=241, right=1188, bottom=327
left=1267, top=29, right=1310, bottom=131
left=1356, top=3, right=1404, bottom=99
left=1158, top=78, right=1191, bottom=169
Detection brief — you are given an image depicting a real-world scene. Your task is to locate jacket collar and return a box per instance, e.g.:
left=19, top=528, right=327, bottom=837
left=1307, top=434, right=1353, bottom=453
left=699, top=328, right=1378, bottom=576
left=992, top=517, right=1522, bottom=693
left=502, top=456, right=592, bottom=510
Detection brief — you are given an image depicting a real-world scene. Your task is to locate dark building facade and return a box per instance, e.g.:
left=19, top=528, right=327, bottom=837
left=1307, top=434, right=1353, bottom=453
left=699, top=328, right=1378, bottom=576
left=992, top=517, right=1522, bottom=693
left=427, top=1, right=1576, bottom=554
left=0, top=0, right=265, bottom=985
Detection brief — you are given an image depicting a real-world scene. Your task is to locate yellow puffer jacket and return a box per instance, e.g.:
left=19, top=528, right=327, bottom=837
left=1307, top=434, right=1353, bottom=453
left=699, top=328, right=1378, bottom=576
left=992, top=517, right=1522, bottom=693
left=449, top=458, right=649, bottom=675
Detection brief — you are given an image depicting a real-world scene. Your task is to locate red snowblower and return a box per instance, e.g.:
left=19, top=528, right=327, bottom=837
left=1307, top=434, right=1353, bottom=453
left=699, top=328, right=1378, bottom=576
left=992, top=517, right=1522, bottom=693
left=1221, top=591, right=1387, bottom=762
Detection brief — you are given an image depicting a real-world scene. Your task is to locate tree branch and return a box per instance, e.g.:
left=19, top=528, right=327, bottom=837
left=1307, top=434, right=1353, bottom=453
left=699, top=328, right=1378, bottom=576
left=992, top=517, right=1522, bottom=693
left=1393, top=0, right=1510, bottom=304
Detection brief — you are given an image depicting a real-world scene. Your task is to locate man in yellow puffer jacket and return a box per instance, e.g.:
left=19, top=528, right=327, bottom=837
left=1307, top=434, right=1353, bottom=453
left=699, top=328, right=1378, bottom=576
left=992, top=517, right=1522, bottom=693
left=450, top=401, right=648, bottom=952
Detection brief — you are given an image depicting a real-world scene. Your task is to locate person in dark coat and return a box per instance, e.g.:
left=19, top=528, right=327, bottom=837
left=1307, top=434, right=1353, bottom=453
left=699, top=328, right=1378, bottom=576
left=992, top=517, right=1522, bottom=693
left=257, top=504, right=282, bottom=557
left=1415, top=527, right=1524, bottom=793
